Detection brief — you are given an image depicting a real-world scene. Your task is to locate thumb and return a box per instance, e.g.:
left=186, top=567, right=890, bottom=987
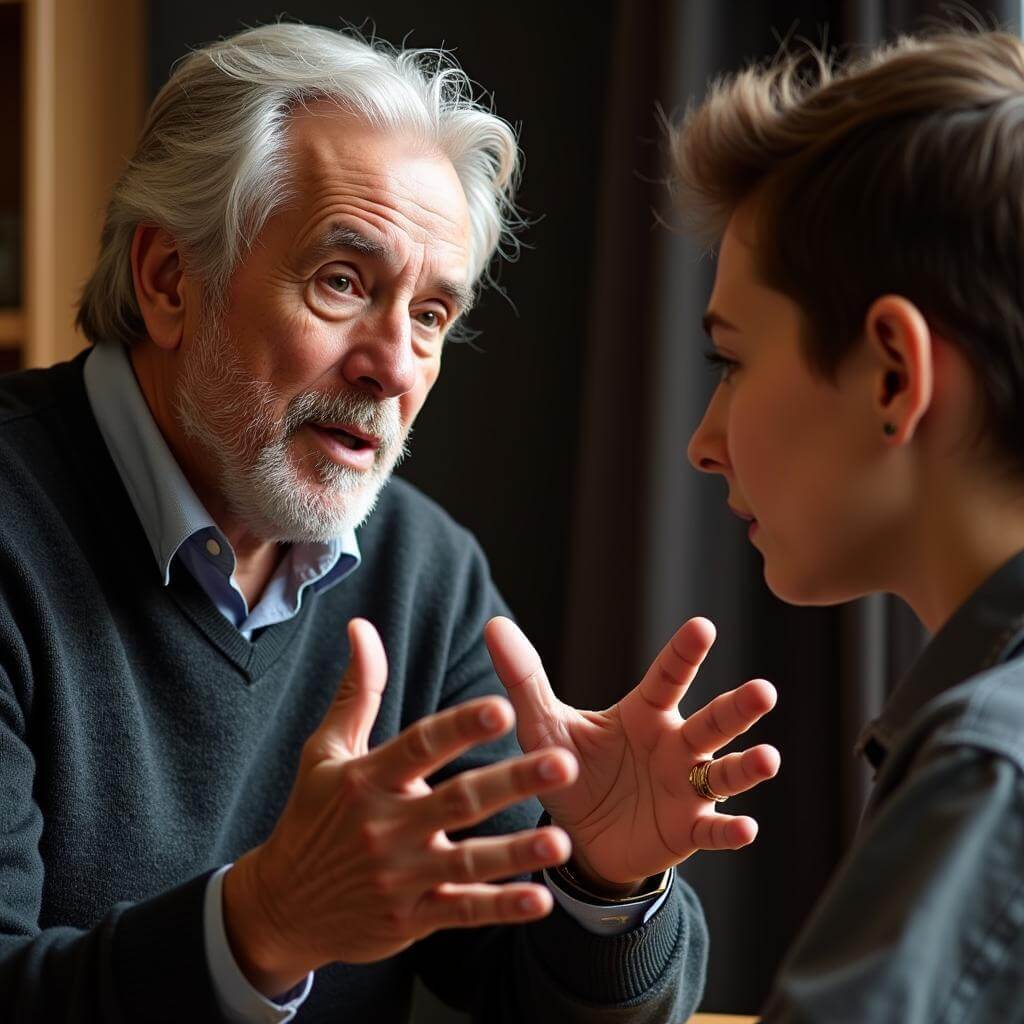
left=315, top=618, right=388, bottom=760
left=484, top=616, right=563, bottom=751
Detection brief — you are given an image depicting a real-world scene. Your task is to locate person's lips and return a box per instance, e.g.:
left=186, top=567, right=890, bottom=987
left=305, top=422, right=380, bottom=471
left=728, top=504, right=759, bottom=538
left=316, top=422, right=381, bottom=449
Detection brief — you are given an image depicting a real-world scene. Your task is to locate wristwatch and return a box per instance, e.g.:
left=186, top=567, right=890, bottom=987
left=549, top=859, right=672, bottom=905
left=538, top=812, right=672, bottom=904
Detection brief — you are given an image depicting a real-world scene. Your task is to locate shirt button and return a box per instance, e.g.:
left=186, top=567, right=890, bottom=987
left=205, top=538, right=222, bottom=557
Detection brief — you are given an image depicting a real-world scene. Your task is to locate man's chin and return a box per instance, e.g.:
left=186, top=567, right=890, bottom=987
left=257, top=471, right=392, bottom=543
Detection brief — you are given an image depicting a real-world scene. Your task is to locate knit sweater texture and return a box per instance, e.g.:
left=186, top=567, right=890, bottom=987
left=0, top=352, right=707, bottom=1022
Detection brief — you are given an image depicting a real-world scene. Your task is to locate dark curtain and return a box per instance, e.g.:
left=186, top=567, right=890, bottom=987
left=562, top=0, right=1018, bottom=1013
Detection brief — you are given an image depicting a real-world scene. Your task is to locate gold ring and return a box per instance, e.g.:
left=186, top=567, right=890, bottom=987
left=688, top=759, right=727, bottom=803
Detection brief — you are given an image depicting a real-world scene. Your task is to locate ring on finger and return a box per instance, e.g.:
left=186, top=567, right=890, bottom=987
left=689, top=759, right=728, bottom=803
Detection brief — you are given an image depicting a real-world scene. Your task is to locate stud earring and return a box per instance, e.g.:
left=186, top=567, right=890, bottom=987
left=883, top=423, right=897, bottom=436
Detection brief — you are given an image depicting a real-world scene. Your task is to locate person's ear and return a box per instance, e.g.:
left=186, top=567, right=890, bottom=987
left=864, top=295, right=934, bottom=444
left=130, top=225, right=187, bottom=352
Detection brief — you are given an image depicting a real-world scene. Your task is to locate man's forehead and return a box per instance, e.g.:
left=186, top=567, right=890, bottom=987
left=285, top=103, right=470, bottom=244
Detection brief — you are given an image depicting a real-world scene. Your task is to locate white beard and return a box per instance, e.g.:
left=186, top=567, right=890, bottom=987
left=173, top=312, right=409, bottom=542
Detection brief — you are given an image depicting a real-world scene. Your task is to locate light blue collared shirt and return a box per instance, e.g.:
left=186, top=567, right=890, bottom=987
left=83, top=341, right=360, bottom=641
left=82, top=340, right=668, bottom=1023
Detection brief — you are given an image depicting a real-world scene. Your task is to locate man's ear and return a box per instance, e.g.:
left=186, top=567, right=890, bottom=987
left=130, top=225, right=187, bottom=351
left=864, top=295, right=934, bottom=444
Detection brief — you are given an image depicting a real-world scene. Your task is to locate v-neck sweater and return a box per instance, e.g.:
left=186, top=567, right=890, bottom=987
left=0, top=352, right=706, bottom=1022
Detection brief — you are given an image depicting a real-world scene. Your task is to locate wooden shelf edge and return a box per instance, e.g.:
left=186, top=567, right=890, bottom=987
left=0, top=309, right=24, bottom=347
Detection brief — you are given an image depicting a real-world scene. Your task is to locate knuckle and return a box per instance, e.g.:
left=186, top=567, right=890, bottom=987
left=441, top=779, right=479, bottom=822
left=708, top=700, right=728, bottom=737
left=450, top=844, right=478, bottom=883
left=335, top=671, right=360, bottom=704
left=454, top=895, right=477, bottom=926
left=368, top=870, right=398, bottom=898
left=404, top=726, right=433, bottom=765
left=357, top=820, right=389, bottom=856
left=336, top=764, right=367, bottom=803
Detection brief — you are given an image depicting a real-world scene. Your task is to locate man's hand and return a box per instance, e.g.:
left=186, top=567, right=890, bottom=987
left=223, top=618, right=578, bottom=998
left=485, top=616, right=779, bottom=894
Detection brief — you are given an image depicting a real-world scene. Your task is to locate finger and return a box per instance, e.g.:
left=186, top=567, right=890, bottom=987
left=417, top=827, right=572, bottom=888
left=705, top=745, right=781, bottom=799
left=416, top=881, right=554, bottom=930
left=311, top=619, right=389, bottom=759
left=628, top=617, right=717, bottom=714
left=366, top=696, right=515, bottom=788
left=680, top=678, right=777, bottom=756
left=413, top=747, right=578, bottom=834
left=691, top=813, right=759, bottom=850
left=484, top=617, right=563, bottom=752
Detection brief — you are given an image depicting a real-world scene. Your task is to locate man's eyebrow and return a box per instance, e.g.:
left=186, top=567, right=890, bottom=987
left=304, top=225, right=475, bottom=315
left=305, top=225, right=389, bottom=263
left=701, top=310, right=741, bottom=337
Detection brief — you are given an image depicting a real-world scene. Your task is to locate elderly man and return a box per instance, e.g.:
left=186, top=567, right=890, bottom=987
left=0, top=23, right=778, bottom=1023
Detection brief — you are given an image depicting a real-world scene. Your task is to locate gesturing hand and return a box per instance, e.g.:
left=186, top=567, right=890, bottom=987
left=485, top=616, right=779, bottom=893
left=223, top=618, right=579, bottom=998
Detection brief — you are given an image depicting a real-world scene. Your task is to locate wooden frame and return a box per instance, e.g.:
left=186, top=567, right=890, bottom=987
left=17, top=0, right=145, bottom=367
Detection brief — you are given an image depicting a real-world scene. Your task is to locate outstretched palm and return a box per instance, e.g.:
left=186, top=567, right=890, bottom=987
left=485, top=616, right=780, bottom=888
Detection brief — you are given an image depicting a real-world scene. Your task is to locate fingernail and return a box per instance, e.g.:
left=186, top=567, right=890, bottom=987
left=533, top=836, right=555, bottom=858
left=479, top=705, right=502, bottom=729
left=518, top=894, right=541, bottom=913
left=537, top=757, right=563, bottom=780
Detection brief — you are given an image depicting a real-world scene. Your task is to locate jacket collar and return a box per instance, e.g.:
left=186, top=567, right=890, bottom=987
left=856, top=547, right=1024, bottom=768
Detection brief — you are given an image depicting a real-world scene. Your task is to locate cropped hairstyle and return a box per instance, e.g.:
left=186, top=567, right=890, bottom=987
left=671, top=28, right=1024, bottom=474
left=76, top=22, right=521, bottom=347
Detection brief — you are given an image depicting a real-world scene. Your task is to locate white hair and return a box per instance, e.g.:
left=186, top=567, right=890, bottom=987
left=76, top=22, right=522, bottom=346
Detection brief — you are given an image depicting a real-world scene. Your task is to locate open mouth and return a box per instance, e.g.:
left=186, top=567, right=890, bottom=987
left=319, top=426, right=370, bottom=451
left=304, top=422, right=381, bottom=472
left=311, top=422, right=380, bottom=452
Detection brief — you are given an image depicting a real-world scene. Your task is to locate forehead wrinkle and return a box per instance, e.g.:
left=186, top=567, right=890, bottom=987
left=295, top=123, right=468, bottom=233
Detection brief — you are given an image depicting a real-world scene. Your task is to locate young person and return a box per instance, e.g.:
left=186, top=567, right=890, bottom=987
left=678, top=27, right=1024, bottom=1022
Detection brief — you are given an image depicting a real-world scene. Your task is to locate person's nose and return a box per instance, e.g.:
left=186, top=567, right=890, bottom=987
left=341, top=303, right=417, bottom=399
left=687, top=388, right=730, bottom=476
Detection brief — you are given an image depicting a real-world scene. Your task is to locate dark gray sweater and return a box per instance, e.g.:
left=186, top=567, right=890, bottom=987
left=0, top=353, right=707, bottom=1023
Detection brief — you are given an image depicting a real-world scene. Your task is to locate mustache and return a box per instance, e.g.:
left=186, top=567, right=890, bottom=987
left=284, top=387, right=404, bottom=451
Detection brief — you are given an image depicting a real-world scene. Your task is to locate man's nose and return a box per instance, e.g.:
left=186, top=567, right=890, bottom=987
left=686, top=393, right=729, bottom=475
left=341, top=304, right=417, bottom=399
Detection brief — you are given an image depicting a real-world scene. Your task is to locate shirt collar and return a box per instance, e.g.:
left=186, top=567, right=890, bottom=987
left=856, top=547, right=1024, bottom=767
left=82, top=341, right=360, bottom=584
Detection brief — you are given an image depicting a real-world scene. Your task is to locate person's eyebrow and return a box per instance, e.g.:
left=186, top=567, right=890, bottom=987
left=304, top=224, right=475, bottom=316
left=701, top=310, right=741, bottom=337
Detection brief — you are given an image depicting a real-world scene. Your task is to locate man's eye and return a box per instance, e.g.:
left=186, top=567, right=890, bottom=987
left=327, top=275, right=352, bottom=294
left=416, top=310, right=442, bottom=328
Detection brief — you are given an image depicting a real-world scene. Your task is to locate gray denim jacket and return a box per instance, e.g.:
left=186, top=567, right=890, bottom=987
left=762, top=551, right=1024, bottom=1023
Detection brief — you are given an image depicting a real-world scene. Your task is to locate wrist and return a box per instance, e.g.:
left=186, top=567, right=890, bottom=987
left=222, top=849, right=312, bottom=999
left=562, top=856, right=647, bottom=899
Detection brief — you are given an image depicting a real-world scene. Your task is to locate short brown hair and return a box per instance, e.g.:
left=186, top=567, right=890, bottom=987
left=671, top=28, right=1024, bottom=473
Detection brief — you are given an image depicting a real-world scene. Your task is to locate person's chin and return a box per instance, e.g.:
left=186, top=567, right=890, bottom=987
left=762, top=561, right=864, bottom=608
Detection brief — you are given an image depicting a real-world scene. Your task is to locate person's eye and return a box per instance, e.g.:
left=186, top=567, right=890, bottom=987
left=414, top=309, right=445, bottom=330
left=703, top=349, right=740, bottom=383
left=326, top=274, right=353, bottom=294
